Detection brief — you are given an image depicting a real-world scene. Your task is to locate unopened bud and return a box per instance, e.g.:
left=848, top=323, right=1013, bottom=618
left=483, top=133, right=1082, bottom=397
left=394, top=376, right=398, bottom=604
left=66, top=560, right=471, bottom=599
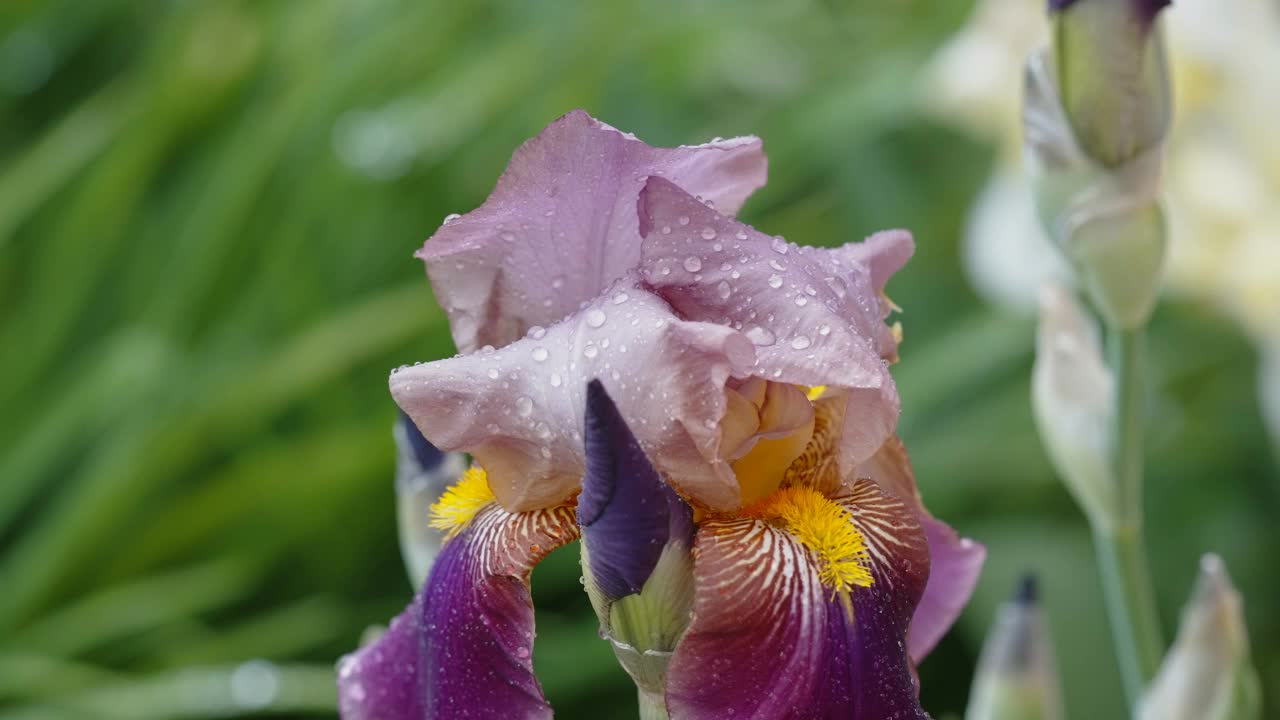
left=394, top=411, right=468, bottom=589
left=1139, top=554, right=1262, bottom=720
left=1023, top=0, right=1173, bottom=329
left=579, top=381, right=694, bottom=709
left=1032, top=284, right=1118, bottom=529
left=1050, top=0, right=1172, bottom=168
left=967, top=576, right=1064, bottom=720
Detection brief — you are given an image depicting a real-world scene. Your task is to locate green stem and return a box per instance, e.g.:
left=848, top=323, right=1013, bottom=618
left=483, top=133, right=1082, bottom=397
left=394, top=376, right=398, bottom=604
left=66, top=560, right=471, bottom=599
left=638, top=690, right=669, bottom=720
left=1095, top=326, right=1164, bottom=710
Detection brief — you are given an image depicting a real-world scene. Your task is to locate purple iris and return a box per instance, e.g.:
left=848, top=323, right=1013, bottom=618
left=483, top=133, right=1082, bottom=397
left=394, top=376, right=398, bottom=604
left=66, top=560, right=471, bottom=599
left=337, top=111, right=985, bottom=719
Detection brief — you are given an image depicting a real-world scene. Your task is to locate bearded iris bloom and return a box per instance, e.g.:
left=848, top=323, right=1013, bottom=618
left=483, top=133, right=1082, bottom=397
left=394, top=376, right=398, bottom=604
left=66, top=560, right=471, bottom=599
left=337, top=111, right=984, bottom=719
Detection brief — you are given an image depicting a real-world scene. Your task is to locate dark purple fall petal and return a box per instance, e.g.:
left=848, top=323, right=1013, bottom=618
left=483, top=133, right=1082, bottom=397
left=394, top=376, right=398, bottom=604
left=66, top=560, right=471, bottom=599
left=665, top=479, right=930, bottom=719
left=579, top=379, right=694, bottom=601
left=420, top=110, right=767, bottom=354
left=337, top=503, right=579, bottom=720
left=639, top=176, right=910, bottom=475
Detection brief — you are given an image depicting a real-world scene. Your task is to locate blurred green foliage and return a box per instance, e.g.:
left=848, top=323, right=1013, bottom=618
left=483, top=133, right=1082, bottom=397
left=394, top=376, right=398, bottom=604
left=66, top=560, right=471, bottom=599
left=0, top=1, right=1276, bottom=718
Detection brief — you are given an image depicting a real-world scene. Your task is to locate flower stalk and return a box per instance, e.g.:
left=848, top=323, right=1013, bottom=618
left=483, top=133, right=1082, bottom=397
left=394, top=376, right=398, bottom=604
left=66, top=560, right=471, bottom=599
left=1026, top=0, right=1175, bottom=710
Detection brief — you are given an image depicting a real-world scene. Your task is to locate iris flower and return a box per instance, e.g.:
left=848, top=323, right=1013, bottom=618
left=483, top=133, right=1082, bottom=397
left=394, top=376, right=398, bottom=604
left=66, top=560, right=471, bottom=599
left=336, top=111, right=984, bottom=719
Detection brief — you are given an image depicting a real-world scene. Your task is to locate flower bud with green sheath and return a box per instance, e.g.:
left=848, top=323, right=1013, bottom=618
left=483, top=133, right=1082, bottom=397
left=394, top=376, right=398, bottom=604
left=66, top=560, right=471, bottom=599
left=1025, top=0, right=1173, bottom=329
left=1139, top=555, right=1262, bottom=720
left=967, top=576, right=1065, bottom=720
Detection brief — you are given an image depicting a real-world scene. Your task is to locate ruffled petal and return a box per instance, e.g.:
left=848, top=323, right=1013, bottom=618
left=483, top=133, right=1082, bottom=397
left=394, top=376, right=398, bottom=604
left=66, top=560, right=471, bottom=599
left=392, top=280, right=755, bottom=512
left=336, top=501, right=579, bottom=720
left=666, top=479, right=930, bottom=719
left=639, top=176, right=907, bottom=476
left=579, top=379, right=694, bottom=603
left=856, top=434, right=986, bottom=662
left=420, top=110, right=767, bottom=352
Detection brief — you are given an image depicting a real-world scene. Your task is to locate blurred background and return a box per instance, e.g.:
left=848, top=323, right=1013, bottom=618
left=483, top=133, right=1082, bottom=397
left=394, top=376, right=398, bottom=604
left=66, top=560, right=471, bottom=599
left=1, top=0, right=1276, bottom=718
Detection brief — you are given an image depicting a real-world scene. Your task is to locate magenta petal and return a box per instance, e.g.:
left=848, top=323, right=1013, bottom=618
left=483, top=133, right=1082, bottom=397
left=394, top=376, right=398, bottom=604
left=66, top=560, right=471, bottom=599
left=908, top=515, right=986, bottom=662
left=856, top=434, right=986, bottom=663
left=337, top=591, right=426, bottom=720
left=666, top=480, right=930, bottom=719
left=336, top=503, right=578, bottom=720
left=639, top=176, right=906, bottom=472
left=420, top=110, right=767, bottom=353
left=391, top=280, right=755, bottom=512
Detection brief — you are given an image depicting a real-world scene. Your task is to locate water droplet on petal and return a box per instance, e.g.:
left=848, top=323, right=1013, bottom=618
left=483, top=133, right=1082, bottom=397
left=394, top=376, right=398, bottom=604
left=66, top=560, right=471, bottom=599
left=586, top=309, right=607, bottom=328
left=661, top=225, right=672, bottom=235
left=745, top=326, right=776, bottom=346
left=529, top=325, right=547, bottom=339
left=700, top=227, right=717, bottom=240
left=804, top=284, right=817, bottom=296
left=768, top=274, right=783, bottom=289
left=716, top=281, right=732, bottom=299
left=683, top=256, right=703, bottom=272
left=583, top=343, right=599, bottom=359
left=531, top=347, right=549, bottom=362
left=515, top=396, right=534, bottom=416
left=794, top=295, right=808, bottom=307
left=818, top=324, right=832, bottom=336
left=770, top=236, right=789, bottom=255
left=677, top=215, right=690, bottom=226
left=612, top=291, right=629, bottom=305
left=500, top=231, right=516, bottom=242
left=550, top=373, right=563, bottom=387
left=551, top=276, right=565, bottom=290
left=769, top=258, right=786, bottom=272
left=487, top=368, right=500, bottom=379
left=735, top=230, right=748, bottom=241
left=791, top=336, right=811, bottom=350
left=443, top=213, right=461, bottom=224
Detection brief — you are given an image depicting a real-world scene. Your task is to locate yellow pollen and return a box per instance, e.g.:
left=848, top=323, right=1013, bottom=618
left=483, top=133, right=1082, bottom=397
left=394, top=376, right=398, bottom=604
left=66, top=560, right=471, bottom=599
left=744, top=486, right=874, bottom=593
left=805, top=385, right=827, bottom=401
left=429, top=466, right=496, bottom=538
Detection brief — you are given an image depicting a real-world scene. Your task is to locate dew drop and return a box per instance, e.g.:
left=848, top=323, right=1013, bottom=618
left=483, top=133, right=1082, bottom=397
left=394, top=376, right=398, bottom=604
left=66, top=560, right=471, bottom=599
left=500, top=231, right=516, bottom=242
left=769, top=258, right=787, bottom=272
left=794, top=295, right=808, bottom=307
left=550, top=373, right=563, bottom=387
left=745, top=326, right=776, bottom=346
left=700, top=227, right=717, bottom=240
left=551, top=276, right=565, bottom=290
left=770, top=236, right=789, bottom=255
left=661, top=225, right=672, bottom=235
left=716, top=281, right=732, bottom=299
left=515, top=396, right=534, bottom=416
left=683, top=256, right=703, bottom=272
left=735, top=230, right=748, bottom=241
left=586, top=309, right=607, bottom=328
left=791, top=336, right=811, bottom=350
left=443, top=213, right=461, bottom=223
left=539, top=447, right=552, bottom=459
left=529, top=325, right=547, bottom=339
left=818, top=324, right=832, bottom=336
left=531, top=346, right=549, bottom=362
left=583, top=343, right=599, bottom=359
left=768, top=274, right=783, bottom=289
left=677, top=215, right=690, bottom=226
left=804, top=284, right=817, bottom=296
left=487, top=368, right=500, bottom=379
left=612, top=291, right=630, bottom=305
